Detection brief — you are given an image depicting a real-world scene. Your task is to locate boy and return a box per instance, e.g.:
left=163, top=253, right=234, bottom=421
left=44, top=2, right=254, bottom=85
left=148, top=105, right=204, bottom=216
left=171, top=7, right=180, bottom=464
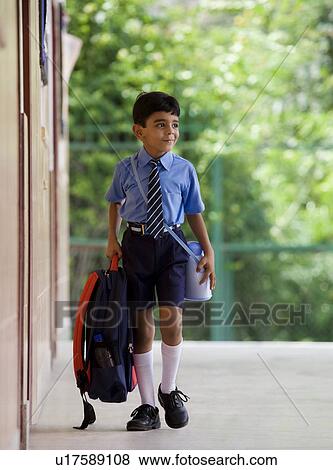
left=105, top=91, right=216, bottom=431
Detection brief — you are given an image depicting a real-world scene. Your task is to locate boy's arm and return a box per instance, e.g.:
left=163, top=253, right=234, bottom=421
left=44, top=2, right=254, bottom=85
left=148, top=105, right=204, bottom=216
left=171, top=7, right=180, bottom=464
left=106, top=202, right=123, bottom=259
left=186, top=213, right=216, bottom=290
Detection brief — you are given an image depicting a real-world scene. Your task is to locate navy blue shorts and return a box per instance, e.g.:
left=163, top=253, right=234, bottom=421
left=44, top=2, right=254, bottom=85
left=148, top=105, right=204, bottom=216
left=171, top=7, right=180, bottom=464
left=121, top=227, right=190, bottom=309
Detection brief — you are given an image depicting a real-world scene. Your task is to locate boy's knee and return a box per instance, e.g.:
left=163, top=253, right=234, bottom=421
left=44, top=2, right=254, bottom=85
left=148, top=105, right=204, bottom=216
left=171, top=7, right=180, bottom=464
left=160, top=326, right=182, bottom=346
left=133, top=322, right=155, bottom=350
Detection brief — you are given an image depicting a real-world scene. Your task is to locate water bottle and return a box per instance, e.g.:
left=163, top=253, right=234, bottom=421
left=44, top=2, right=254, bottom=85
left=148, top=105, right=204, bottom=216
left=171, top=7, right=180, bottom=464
left=93, top=333, right=114, bottom=368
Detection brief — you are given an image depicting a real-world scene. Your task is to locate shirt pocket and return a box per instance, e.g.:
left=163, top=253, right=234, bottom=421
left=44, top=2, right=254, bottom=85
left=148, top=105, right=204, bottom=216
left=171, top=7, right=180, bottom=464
left=124, top=180, right=137, bottom=194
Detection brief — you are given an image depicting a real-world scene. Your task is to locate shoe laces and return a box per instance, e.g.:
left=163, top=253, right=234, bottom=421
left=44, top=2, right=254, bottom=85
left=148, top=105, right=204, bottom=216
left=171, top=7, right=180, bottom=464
left=168, top=388, right=190, bottom=408
left=130, top=404, right=156, bottom=419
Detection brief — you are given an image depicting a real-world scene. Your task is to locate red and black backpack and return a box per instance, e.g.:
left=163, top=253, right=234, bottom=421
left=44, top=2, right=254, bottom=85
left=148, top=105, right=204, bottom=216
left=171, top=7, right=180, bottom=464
left=73, top=255, right=137, bottom=430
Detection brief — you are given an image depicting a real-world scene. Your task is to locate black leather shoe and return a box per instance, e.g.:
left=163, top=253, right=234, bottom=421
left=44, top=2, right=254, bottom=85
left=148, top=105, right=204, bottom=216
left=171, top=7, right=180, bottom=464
left=126, top=404, right=161, bottom=431
left=158, top=385, right=190, bottom=429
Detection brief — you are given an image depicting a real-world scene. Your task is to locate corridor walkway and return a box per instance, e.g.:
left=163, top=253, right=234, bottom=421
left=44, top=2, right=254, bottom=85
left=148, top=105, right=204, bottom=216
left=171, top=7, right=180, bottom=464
left=30, top=341, right=333, bottom=449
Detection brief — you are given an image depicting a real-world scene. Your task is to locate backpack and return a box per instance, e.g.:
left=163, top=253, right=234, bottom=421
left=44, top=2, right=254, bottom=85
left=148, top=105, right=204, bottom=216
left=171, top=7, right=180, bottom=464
left=73, top=255, right=137, bottom=430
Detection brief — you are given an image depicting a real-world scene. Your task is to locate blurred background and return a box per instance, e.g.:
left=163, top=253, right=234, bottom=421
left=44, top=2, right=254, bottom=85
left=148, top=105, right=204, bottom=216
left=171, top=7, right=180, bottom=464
left=2, top=0, right=333, bottom=450
left=67, top=0, right=333, bottom=341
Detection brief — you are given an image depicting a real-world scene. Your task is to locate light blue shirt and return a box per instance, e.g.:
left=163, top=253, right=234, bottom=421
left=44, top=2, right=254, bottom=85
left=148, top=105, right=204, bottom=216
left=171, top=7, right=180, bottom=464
left=105, top=146, right=205, bottom=225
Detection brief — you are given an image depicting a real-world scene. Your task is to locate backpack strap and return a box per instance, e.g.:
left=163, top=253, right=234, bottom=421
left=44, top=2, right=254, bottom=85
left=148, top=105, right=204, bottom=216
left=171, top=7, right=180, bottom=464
left=73, top=271, right=99, bottom=380
left=73, top=390, right=96, bottom=430
left=108, top=254, right=119, bottom=272
left=73, top=271, right=99, bottom=430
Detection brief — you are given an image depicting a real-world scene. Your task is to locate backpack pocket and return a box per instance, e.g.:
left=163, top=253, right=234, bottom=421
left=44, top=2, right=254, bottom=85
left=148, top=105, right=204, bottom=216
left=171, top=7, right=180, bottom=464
left=89, top=365, right=127, bottom=403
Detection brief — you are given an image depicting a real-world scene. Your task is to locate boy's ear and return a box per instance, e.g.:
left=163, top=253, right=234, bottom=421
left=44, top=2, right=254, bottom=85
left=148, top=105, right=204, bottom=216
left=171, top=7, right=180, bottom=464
left=132, top=124, right=144, bottom=141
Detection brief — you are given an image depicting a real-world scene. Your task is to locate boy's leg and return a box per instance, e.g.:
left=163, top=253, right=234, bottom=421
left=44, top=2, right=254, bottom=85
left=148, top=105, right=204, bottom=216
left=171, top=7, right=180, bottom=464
left=159, top=306, right=183, bottom=393
left=155, top=229, right=190, bottom=428
left=158, top=305, right=189, bottom=428
left=127, top=307, right=160, bottom=431
left=122, top=229, right=160, bottom=430
left=132, top=307, right=156, bottom=406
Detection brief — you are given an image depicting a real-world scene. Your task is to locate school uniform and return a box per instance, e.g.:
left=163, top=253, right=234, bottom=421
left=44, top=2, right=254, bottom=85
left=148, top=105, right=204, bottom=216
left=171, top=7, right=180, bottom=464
left=105, top=146, right=205, bottom=310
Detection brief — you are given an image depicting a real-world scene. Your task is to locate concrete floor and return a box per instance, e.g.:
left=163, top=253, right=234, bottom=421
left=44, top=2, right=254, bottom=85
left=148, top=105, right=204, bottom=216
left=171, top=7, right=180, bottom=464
left=30, top=341, right=333, bottom=449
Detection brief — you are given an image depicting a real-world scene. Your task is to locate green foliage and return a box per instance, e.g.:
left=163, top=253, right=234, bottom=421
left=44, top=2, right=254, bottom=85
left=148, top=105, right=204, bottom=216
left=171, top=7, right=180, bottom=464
left=67, top=0, right=333, bottom=340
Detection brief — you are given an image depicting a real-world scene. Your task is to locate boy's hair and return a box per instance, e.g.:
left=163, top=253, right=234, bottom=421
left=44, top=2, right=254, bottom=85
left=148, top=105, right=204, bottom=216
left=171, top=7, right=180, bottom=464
left=132, top=91, right=180, bottom=127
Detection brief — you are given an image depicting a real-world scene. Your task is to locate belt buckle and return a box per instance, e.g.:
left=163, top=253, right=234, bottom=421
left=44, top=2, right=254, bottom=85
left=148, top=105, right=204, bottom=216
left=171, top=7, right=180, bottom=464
left=141, top=223, right=145, bottom=235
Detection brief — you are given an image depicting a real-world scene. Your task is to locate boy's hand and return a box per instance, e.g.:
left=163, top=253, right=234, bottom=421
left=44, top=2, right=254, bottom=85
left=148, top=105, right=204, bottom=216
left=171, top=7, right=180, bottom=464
left=196, top=251, right=216, bottom=290
left=105, top=240, right=122, bottom=259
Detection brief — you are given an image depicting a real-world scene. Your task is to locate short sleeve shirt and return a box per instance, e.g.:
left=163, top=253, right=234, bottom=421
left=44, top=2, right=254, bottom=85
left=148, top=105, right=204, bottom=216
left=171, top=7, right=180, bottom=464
left=105, top=146, right=205, bottom=225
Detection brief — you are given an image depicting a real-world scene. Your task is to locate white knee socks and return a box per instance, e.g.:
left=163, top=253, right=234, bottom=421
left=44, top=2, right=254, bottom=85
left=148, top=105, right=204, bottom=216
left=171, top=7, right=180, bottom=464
left=133, top=341, right=184, bottom=405
left=161, top=339, right=183, bottom=394
left=133, top=350, right=155, bottom=407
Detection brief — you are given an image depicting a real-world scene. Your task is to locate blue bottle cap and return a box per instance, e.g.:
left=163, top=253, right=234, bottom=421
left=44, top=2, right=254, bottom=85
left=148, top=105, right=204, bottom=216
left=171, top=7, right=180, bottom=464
left=187, top=241, right=204, bottom=256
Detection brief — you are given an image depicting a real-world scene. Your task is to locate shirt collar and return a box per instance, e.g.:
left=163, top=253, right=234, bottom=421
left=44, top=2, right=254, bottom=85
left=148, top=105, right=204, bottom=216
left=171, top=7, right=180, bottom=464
left=137, top=146, right=173, bottom=171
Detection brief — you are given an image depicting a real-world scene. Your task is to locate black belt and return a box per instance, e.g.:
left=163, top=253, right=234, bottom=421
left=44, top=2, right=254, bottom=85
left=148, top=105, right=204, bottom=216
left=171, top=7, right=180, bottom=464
left=126, top=221, right=181, bottom=235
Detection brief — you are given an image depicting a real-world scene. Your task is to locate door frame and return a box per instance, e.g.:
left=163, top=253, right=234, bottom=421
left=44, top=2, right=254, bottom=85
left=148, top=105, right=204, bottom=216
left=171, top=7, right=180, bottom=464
left=17, top=0, right=32, bottom=450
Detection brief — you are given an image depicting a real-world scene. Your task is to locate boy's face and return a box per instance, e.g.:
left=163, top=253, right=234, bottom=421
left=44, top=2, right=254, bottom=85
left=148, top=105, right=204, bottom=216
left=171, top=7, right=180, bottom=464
left=132, top=111, right=179, bottom=158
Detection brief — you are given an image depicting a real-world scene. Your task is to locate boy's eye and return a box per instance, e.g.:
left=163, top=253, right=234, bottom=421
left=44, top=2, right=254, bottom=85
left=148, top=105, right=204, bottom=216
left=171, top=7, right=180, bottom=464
left=156, top=123, right=179, bottom=128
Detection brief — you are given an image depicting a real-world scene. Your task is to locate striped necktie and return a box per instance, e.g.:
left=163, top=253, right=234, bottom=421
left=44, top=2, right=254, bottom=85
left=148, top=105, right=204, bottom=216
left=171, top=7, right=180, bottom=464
left=146, top=159, right=164, bottom=238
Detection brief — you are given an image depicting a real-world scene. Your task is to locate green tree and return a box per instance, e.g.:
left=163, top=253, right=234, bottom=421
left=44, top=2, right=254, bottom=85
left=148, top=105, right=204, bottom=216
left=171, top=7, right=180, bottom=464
left=67, top=0, right=333, bottom=340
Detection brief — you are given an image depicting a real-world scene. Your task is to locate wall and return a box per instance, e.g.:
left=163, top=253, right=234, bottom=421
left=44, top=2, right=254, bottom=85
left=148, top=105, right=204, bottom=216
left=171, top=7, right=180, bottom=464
left=0, top=0, right=20, bottom=450
left=0, top=0, right=71, bottom=449
left=28, top=0, right=53, bottom=424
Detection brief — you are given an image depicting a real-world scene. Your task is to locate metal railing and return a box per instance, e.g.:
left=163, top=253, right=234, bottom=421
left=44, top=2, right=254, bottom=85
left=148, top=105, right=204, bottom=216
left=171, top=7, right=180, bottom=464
left=70, top=237, right=333, bottom=341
